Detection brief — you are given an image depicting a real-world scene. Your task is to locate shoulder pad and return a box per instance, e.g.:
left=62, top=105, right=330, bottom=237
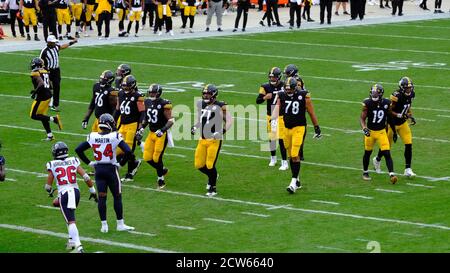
left=46, top=162, right=52, bottom=171
left=30, top=71, right=40, bottom=77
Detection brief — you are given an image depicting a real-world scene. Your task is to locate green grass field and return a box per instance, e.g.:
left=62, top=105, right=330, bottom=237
left=1, top=18, right=450, bottom=253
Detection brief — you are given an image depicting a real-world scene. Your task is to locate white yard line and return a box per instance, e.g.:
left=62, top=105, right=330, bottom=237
left=35, top=205, right=60, bottom=210
left=316, top=245, right=351, bottom=252
left=437, top=115, right=450, bottom=118
left=304, top=29, right=450, bottom=42
left=374, top=188, right=405, bottom=194
left=406, top=183, right=435, bottom=189
left=266, top=205, right=293, bottom=210
left=344, top=194, right=374, bottom=200
left=166, top=224, right=196, bottom=230
left=2, top=53, right=450, bottom=91
left=128, top=230, right=157, bottom=237
left=3, top=123, right=449, bottom=182
left=164, top=153, right=187, bottom=158
left=355, top=238, right=372, bottom=242
left=7, top=169, right=450, bottom=231
left=222, top=144, right=247, bottom=149
left=414, top=117, right=435, bottom=122
left=0, top=224, right=176, bottom=253
left=310, top=200, right=340, bottom=205
left=215, top=36, right=450, bottom=56
left=5, top=178, right=17, bottom=181
left=203, top=218, right=234, bottom=224
left=241, top=212, right=271, bottom=218
left=392, top=232, right=423, bottom=237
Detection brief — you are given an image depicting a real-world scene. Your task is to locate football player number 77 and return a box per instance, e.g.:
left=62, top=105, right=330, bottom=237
left=92, top=144, right=114, bottom=161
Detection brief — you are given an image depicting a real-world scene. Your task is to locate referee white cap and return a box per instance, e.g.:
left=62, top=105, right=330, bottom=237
left=47, top=35, right=58, bottom=43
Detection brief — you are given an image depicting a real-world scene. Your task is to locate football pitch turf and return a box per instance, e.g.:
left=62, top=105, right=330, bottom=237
left=0, top=18, right=449, bottom=253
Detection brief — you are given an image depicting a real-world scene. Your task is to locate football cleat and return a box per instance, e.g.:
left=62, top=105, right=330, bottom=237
left=157, top=179, right=166, bottom=189
left=70, top=245, right=84, bottom=253
left=50, top=106, right=60, bottom=112
left=42, top=135, right=55, bottom=141
left=269, top=157, right=277, bottom=167
left=362, top=173, right=372, bottom=181
left=279, top=160, right=289, bottom=171
left=286, top=179, right=300, bottom=194
left=53, top=114, right=63, bottom=130
left=206, top=186, right=217, bottom=197
left=390, top=174, right=398, bottom=184
left=404, top=168, right=416, bottom=178
left=66, top=240, right=76, bottom=250
left=373, top=157, right=382, bottom=173
left=117, top=224, right=135, bottom=231
left=100, top=225, right=108, bottom=233
left=206, top=183, right=211, bottom=190
left=130, top=160, right=142, bottom=177
left=121, top=173, right=134, bottom=182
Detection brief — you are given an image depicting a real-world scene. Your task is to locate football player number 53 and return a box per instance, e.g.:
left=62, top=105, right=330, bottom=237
left=92, top=144, right=114, bottom=161
left=55, top=166, right=77, bottom=185
left=147, top=109, right=158, bottom=124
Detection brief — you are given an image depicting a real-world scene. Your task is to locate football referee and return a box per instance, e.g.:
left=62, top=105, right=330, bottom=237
left=39, top=35, right=77, bottom=112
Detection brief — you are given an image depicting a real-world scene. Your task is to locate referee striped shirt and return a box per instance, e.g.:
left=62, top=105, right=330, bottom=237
left=40, top=45, right=60, bottom=69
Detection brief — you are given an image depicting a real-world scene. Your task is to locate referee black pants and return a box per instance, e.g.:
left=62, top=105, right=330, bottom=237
left=320, top=0, right=333, bottom=24
left=97, top=12, right=111, bottom=38
left=289, top=2, right=302, bottom=28
left=49, top=68, right=61, bottom=107
left=42, top=13, right=58, bottom=42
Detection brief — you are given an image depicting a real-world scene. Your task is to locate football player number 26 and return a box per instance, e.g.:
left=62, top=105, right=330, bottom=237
left=55, top=166, right=77, bottom=185
left=92, top=144, right=114, bottom=161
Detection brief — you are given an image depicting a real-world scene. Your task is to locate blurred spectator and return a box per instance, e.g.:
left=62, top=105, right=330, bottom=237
left=233, top=0, right=249, bottom=31
left=419, top=0, right=429, bottom=11
left=288, top=0, right=302, bottom=29
left=379, top=0, right=390, bottom=8
left=391, top=0, right=403, bottom=15
left=3, top=0, right=25, bottom=38
left=39, top=0, right=58, bottom=41
left=433, top=0, right=443, bottom=13
left=142, top=0, right=156, bottom=29
left=155, top=0, right=173, bottom=35
left=350, top=0, right=365, bottom=20
left=21, top=0, right=41, bottom=40
left=302, top=0, right=314, bottom=22
left=319, top=0, right=333, bottom=24
left=259, top=0, right=273, bottom=26
left=96, top=0, right=113, bottom=39
left=266, top=0, right=282, bottom=26
left=205, top=0, right=224, bottom=31
left=335, top=0, right=349, bottom=15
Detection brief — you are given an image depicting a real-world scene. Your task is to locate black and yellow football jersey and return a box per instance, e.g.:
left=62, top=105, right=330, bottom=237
left=144, top=98, right=172, bottom=132
left=90, top=83, right=118, bottom=119
left=56, top=0, right=68, bottom=8
left=131, top=0, right=142, bottom=7
left=257, top=81, right=284, bottom=116
left=197, top=100, right=227, bottom=139
left=117, top=90, right=145, bottom=125
left=30, top=68, right=52, bottom=101
left=363, top=98, right=391, bottom=131
left=390, top=90, right=415, bottom=125
left=23, top=0, right=36, bottom=8
left=279, top=89, right=309, bottom=129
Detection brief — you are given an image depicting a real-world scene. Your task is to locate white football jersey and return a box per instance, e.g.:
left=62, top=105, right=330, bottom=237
left=46, top=157, right=80, bottom=195
left=87, top=132, right=123, bottom=164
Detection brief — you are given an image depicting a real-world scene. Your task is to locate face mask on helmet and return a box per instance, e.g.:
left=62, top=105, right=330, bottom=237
left=98, top=113, right=116, bottom=132
left=268, top=67, right=281, bottom=85
left=370, top=89, right=381, bottom=101
left=122, top=75, right=137, bottom=93
left=202, top=85, right=217, bottom=104
left=148, top=84, right=162, bottom=101
left=399, top=77, right=414, bottom=96
left=284, top=77, right=297, bottom=96
left=99, top=70, right=114, bottom=87
left=52, top=142, right=69, bottom=160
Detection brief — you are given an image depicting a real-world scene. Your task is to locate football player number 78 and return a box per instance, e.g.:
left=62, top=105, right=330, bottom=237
left=92, top=144, right=114, bottom=161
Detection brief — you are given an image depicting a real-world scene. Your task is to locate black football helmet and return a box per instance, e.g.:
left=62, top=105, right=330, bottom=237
left=121, top=75, right=137, bottom=93
left=116, top=64, right=131, bottom=78
left=148, top=84, right=163, bottom=99
left=30, top=57, right=44, bottom=71
left=294, top=75, right=305, bottom=90
left=98, top=113, right=116, bottom=132
left=52, top=142, right=69, bottom=160
left=284, top=77, right=297, bottom=96
left=370, top=83, right=384, bottom=101
left=398, top=76, right=414, bottom=96
left=99, top=70, right=115, bottom=87
left=284, top=64, right=299, bottom=78
left=202, top=84, right=218, bottom=103
left=268, top=67, right=282, bottom=85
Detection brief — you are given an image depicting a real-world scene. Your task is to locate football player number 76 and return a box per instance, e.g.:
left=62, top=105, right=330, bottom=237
left=92, top=144, right=114, bottom=161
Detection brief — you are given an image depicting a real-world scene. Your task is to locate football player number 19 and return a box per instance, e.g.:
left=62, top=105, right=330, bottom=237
left=55, top=166, right=77, bottom=186
left=92, top=144, right=114, bottom=161
left=372, top=110, right=384, bottom=124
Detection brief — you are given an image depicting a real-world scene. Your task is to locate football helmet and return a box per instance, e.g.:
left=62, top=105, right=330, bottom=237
left=370, top=83, right=384, bottom=101
left=202, top=84, right=218, bottom=104
left=294, top=75, right=305, bottom=90
left=148, top=84, right=163, bottom=100
left=121, top=75, right=137, bottom=93
left=52, top=142, right=69, bottom=160
left=398, top=76, right=414, bottom=96
left=99, top=70, right=115, bottom=87
left=98, top=113, right=116, bottom=132
left=284, top=64, right=299, bottom=78
left=116, top=64, right=131, bottom=78
left=284, top=77, right=297, bottom=96
left=30, top=57, right=44, bottom=71
left=268, top=67, right=282, bottom=85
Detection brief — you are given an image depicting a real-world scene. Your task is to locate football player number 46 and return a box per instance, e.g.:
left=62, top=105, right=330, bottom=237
left=55, top=166, right=77, bottom=186
left=92, top=144, right=114, bottom=161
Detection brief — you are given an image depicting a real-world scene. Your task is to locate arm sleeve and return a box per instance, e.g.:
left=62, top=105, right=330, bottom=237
left=75, top=141, right=92, bottom=165
left=256, top=94, right=265, bottom=104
